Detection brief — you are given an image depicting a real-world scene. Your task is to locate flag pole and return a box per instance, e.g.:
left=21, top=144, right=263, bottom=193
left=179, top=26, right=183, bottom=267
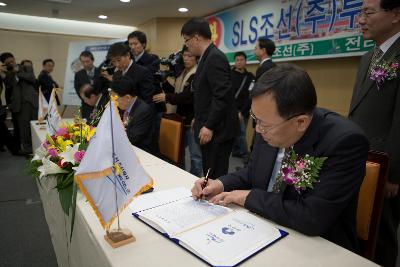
left=108, top=89, right=121, bottom=230
left=104, top=88, right=135, bottom=248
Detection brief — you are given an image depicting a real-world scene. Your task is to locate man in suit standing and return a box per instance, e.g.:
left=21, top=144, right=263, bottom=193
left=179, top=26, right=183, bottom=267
left=38, top=59, right=60, bottom=105
left=74, top=51, right=100, bottom=121
left=181, top=17, right=240, bottom=178
left=79, top=84, right=109, bottom=127
left=192, top=64, right=369, bottom=252
left=254, top=37, right=276, bottom=81
left=110, top=76, right=155, bottom=154
left=127, top=31, right=165, bottom=155
left=348, top=0, right=400, bottom=265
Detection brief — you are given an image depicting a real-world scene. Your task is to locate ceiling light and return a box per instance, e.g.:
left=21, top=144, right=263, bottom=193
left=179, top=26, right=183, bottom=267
left=178, top=7, right=188, bottom=13
left=0, top=2, right=7, bottom=6
left=120, top=0, right=130, bottom=2
left=98, top=15, right=108, bottom=20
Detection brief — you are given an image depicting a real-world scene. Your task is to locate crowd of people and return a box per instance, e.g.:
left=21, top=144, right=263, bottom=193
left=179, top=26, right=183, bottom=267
left=0, top=0, right=399, bottom=265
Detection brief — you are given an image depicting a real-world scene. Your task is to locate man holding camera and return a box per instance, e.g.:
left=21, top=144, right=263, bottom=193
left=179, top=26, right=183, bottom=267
left=181, top=17, right=240, bottom=178
left=0, top=52, right=38, bottom=155
left=74, top=51, right=100, bottom=121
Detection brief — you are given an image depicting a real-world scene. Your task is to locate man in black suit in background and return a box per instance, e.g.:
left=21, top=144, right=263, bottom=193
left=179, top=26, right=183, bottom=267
left=181, top=17, right=240, bottom=178
left=192, top=64, right=369, bottom=252
left=74, top=51, right=100, bottom=121
left=254, top=37, right=276, bottom=81
left=348, top=0, right=400, bottom=265
left=110, top=76, right=155, bottom=154
left=127, top=31, right=165, bottom=155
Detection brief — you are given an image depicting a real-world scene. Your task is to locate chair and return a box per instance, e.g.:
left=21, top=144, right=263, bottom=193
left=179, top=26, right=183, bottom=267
left=357, top=150, right=389, bottom=260
left=159, top=113, right=184, bottom=167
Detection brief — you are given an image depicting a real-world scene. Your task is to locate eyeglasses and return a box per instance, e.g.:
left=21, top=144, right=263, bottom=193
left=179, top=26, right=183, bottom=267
left=184, top=36, right=194, bottom=44
left=359, top=9, right=388, bottom=19
left=250, top=110, right=305, bottom=134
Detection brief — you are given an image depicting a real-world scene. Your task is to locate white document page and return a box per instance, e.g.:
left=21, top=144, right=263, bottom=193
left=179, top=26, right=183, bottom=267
left=177, top=210, right=282, bottom=267
left=129, top=187, right=192, bottom=214
left=137, top=198, right=231, bottom=236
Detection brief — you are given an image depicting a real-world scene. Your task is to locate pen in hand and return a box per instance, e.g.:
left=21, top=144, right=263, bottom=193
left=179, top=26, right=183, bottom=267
left=199, top=168, right=211, bottom=199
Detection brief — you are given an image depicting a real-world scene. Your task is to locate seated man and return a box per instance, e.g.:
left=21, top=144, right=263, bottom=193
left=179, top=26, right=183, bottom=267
left=79, top=84, right=109, bottom=126
left=192, top=63, right=369, bottom=252
left=110, top=76, right=155, bottom=153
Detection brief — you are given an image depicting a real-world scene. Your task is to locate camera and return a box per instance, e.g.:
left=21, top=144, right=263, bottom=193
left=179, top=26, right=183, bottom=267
left=99, top=59, right=115, bottom=75
left=2, top=63, right=17, bottom=72
left=155, top=50, right=184, bottom=81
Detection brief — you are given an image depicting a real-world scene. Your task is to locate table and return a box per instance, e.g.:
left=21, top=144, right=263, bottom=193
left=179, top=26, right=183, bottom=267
left=31, top=121, right=379, bottom=267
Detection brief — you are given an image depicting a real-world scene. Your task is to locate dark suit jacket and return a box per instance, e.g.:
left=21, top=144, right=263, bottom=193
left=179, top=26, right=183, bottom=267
left=114, top=62, right=155, bottom=106
left=192, top=44, right=240, bottom=143
left=125, top=98, right=155, bottom=153
left=136, top=52, right=165, bottom=113
left=38, top=70, right=59, bottom=102
left=219, top=108, right=369, bottom=251
left=74, top=67, right=100, bottom=120
left=349, top=36, right=400, bottom=183
left=255, top=59, right=276, bottom=81
left=6, top=66, right=38, bottom=112
left=163, top=73, right=195, bottom=126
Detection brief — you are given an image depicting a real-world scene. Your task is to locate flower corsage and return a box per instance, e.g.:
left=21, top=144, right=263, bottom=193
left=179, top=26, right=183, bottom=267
left=370, top=61, right=399, bottom=89
left=273, top=148, right=327, bottom=194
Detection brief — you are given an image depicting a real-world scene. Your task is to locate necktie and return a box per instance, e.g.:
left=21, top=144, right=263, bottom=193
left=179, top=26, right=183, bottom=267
left=267, top=148, right=285, bottom=192
left=272, top=148, right=293, bottom=193
left=123, top=110, right=129, bottom=125
left=369, top=46, right=383, bottom=74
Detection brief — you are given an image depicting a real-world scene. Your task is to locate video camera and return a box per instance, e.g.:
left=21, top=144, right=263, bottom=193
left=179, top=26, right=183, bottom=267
left=155, top=49, right=184, bottom=81
left=99, top=58, right=115, bottom=75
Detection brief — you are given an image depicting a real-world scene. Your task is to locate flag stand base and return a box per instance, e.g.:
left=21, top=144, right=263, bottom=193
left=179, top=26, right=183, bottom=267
left=104, top=228, right=135, bottom=248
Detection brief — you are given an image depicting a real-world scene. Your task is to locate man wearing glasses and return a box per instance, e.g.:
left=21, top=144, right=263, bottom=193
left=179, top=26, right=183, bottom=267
left=192, top=64, right=369, bottom=252
left=349, top=0, right=400, bottom=265
left=181, top=17, right=240, bottom=179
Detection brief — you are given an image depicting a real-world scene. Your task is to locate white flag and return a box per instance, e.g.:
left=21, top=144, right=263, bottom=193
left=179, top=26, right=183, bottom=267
left=45, top=89, right=62, bottom=135
left=75, top=100, right=153, bottom=229
left=38, top=88, right=49, bottom=121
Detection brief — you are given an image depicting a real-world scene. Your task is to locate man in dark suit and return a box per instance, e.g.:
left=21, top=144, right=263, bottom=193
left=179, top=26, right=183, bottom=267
left=74, top=51, right=100, bottom=121
left=181, top=17, right=240, bottom=178
left=348, top=0, right=400, bottom=265
left=38, top=59, right=60, bottom=105
left=110, top=76, right=155, bottom=154
left=128, top=31, right=165, bottom=155
left=79, top=84, right=109, bottom=127
left=254, top=37, right=276, bottom=81
left=192, top=64, right=369, bottom=252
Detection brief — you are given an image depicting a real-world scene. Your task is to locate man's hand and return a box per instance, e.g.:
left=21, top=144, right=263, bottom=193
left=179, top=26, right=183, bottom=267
left=191, top=178, right=223, bottom=200
left=153, top=92, right=166, bottom=103
left=238, top=112, right=243, bottom=123
left=199, top=126, right=213, bottom=145
left=101, top=70, right=113, bottom=82
left=209, top=190, right=251, bottom=207
left=384, top=181, right=399, bottom=198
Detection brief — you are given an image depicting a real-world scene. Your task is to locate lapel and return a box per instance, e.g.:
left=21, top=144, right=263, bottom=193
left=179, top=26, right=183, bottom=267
left=253, top=135, right=279, bottom=190
left=350, top=36, right=400, bottom=114
left=293, top=108, right=323, bottom=158
left=194, top=44, right=213, bottom=82
left=127, top=98, right=140, bottom=126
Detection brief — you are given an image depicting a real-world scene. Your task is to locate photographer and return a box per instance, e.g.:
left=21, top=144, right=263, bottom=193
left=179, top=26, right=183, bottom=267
left=0, top=53, right=38, bottom=155
left=153, top=46, right=202, bottom=177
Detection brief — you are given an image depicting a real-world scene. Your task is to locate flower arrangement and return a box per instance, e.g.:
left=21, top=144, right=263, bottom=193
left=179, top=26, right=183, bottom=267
left=273, top=148, right=327, bottom=194
left=29, top=117, right=96, bottom=238
left=370, top=61, right=399, bottom=89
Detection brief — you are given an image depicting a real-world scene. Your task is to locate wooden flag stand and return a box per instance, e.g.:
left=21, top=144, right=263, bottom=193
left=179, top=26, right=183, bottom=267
left=104, top=228, right=135, bottom=248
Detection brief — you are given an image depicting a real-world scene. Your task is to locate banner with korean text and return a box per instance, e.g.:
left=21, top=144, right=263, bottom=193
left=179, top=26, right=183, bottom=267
left=206, top=0, right=374, bottom=63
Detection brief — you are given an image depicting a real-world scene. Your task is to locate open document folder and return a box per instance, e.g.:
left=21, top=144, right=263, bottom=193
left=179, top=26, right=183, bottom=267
left=129, top=187, right=288, bottom=267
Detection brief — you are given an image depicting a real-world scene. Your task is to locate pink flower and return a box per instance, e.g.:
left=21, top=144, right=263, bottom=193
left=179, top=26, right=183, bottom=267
left=42, top=141, right=49, bottom=149
left=74, top=150, right=85, bottom=164
left=47, top=147, right=58, bottom=157
left=56, top=127, right=68, bottom=136
left=390, top=62, right=399, bottom=68
left=296, top=160, right=305, bottom=170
